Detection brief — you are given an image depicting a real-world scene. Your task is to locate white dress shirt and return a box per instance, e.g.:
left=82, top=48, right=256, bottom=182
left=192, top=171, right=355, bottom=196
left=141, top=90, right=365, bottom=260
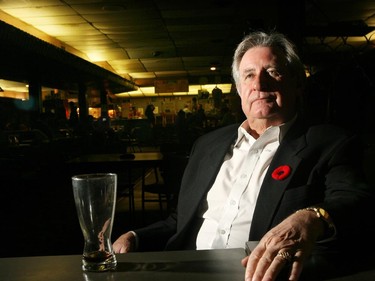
left=196, top=119, right=294, bottom=250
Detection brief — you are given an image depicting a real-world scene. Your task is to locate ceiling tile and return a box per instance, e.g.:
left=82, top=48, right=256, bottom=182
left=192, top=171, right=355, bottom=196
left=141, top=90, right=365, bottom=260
left=109, top=59, right=146, bottom=73
left=86, top=48, right=129, bottom=61
left=2, top=5, right=73, bottom=18
left=129, top=72, right=156, bottom=79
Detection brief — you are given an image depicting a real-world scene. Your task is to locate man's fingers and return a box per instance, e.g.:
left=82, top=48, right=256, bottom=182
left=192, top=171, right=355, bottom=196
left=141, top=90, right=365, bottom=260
left=241, top=256, right=249, bottom=267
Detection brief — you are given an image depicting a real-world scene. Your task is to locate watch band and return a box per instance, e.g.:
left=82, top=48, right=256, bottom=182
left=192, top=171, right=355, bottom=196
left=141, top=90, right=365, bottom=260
left=297, top=207, right=336, bottom=240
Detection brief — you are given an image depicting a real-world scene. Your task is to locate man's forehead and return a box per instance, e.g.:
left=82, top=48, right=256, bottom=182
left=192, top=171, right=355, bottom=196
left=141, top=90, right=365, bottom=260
left=241, top=46, right=287, bottom=67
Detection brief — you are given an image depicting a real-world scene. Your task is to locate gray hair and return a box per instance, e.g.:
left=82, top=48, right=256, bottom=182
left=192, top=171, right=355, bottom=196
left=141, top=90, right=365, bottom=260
left=231, top=31, right=306, bottom=89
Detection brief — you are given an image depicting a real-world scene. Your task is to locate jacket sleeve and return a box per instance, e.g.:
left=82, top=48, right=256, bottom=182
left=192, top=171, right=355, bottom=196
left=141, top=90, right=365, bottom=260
left=134, top=211, right=178, bottom=251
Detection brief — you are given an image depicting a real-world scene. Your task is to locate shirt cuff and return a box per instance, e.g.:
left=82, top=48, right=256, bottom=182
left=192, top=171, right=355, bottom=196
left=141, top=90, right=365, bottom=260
left=129, top=230, right=139, bottom=251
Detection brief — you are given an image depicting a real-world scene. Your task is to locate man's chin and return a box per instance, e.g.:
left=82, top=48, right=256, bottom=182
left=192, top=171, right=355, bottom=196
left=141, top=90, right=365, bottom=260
left=250, top=110, right=278, bottom=119
left=249, top=112, right=283, bottom=122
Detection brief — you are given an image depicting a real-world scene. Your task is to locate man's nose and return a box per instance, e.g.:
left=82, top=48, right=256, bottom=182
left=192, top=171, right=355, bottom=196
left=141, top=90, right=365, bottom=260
left=252, top=72, right=270, bottom=91
left=252, top=78, right=260, bottom=91
left=252, top=75, right=264, bottom=91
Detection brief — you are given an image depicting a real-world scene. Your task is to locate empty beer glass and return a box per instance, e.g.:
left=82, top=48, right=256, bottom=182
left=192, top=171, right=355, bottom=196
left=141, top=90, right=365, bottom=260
left=72, top=173, right=117, bottom=272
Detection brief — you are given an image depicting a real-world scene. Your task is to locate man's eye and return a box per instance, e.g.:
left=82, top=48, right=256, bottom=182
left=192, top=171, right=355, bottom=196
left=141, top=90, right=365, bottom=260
left=244, top=73, right=254, bottom=80
left=267, top=69, right=281, bottom=78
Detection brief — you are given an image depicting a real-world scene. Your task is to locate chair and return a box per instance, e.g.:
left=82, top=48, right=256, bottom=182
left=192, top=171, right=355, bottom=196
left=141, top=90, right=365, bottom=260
left=121, top=127, right=142, bottom=153
left=141, top=152, right=189, bottom=220
left=116, top=170, right=136, bottom=224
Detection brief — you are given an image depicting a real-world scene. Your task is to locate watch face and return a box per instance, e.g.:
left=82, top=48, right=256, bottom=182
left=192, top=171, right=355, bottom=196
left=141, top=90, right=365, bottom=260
left=318, top=208, right=327, bottom=219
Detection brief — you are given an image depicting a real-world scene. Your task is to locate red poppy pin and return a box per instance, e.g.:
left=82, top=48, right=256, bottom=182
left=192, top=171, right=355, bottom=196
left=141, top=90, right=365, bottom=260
left=271, top=165, right=291, bottom=181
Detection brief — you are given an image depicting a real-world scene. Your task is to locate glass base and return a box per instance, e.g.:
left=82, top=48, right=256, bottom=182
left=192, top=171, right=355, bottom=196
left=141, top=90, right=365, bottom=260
left=82, top=251, right=117, bottom=272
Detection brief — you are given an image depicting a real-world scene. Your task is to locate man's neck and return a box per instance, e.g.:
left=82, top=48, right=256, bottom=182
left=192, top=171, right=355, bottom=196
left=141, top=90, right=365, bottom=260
left=245, top=114, right=296, bottom=139
left=244, top=119, right=280, bottom=138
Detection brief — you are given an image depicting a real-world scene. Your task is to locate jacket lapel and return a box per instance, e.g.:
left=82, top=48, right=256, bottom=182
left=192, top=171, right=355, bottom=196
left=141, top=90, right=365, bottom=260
left=249, top=120, right=308, bottom=240
left=178, top=126, right=238, bottom=227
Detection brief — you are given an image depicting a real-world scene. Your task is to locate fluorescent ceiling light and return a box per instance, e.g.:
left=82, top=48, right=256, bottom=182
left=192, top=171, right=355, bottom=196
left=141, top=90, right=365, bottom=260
left=115, top=83, right=233, bottom=97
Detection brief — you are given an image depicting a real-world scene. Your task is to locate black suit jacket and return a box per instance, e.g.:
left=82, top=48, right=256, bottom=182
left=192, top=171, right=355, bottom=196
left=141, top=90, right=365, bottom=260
left=135, top=118, right=375, bottom=277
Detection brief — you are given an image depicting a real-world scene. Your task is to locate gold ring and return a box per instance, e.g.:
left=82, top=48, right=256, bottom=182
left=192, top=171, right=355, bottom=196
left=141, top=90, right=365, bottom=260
left=276, top=251, right=292, bottom=262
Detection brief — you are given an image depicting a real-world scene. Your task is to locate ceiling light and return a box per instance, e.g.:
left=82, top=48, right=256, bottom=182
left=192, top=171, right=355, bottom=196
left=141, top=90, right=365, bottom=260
left=115, top=83, right=233, bottom=97
left=210, top=62, right=220, bottom=71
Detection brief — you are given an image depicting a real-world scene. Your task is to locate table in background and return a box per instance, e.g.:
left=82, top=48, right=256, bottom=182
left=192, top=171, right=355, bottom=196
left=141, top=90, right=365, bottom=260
left=66, top=152, right=163, bottom=185
left=66, top=152, right=163, bottom=222
left=67, top=152, right=163, bottom=170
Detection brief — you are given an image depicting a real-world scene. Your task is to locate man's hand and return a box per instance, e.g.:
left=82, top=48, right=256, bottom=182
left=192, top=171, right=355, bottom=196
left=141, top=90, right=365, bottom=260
left=242, top=210, right=325, bottom=281
left=113, top=231, right=136, bottom=253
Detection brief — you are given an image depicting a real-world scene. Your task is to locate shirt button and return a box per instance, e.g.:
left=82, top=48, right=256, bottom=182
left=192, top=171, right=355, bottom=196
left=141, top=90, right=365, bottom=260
left=230, top=200, right=236, bottom=205
left=220, top=229, right=226, bottom=235
left=240, top=174, right=247, bottom=179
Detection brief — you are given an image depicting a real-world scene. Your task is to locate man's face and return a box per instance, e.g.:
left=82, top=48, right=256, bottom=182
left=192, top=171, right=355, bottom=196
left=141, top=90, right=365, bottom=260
left=238, top=46, right=300, bottom=125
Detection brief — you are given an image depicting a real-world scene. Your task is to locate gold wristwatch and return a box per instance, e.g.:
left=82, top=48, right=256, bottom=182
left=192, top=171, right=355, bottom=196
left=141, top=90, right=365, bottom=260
left=302, top=207, right=336, bottom=239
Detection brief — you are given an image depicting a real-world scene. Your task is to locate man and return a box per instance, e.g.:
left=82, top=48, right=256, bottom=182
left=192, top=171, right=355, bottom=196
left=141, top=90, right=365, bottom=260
left=114, top=31, right=374, bottom=280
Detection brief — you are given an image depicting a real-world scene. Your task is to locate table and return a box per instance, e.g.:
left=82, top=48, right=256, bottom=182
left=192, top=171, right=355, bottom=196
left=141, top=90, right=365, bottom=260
left=66, top=152, right=163, bottom=186
left=67, top=152, right=163, bottom=168
left=1, top=248, right=375, bottom=281
left=0, top=248, right=246, bottom=281
left=66, top=152, right=163, bottom=191
left=67, top=152, right=163, bottom=222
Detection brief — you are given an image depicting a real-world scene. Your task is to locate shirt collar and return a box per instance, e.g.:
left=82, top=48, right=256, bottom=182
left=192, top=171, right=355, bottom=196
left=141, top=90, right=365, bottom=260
left=235, top=115, right=297, bottom=147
